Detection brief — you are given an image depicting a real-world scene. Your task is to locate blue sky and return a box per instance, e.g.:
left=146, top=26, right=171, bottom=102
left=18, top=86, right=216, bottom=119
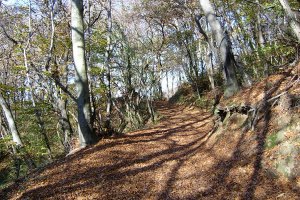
left=3, top=0, right=23, bottom=6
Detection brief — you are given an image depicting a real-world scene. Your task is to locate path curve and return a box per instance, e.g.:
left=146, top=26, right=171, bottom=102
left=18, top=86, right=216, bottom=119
left=1, top=102, right=299, bottom=199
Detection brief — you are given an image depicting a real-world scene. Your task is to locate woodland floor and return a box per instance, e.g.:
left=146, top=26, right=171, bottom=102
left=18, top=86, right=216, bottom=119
left=1, top=101, right=300, bottom=200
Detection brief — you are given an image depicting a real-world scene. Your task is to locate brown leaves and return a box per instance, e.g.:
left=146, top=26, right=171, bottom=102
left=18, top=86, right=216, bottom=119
left=1, top=102, right=299, bottom=200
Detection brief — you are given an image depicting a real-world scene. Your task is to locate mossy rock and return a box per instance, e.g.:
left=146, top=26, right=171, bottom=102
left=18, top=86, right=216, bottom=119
left=266, top=118, right=300, bottom=149
left=224, top=84, right=239, bottom=98
left=225, top=113, right=248, bottom=131
left=264, top=117, right=300, bottom=179
left=275, top=139, right=300, bottom=179
left=266, top=133, right=280, bottom=149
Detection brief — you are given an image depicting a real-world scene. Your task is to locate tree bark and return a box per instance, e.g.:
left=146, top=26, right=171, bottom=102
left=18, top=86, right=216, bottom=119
left=0, top=93, right=36, bottom=169
left=279, top=0, right=300, bottom=42
left=104, top=0, right=113, bottom=134
left=199, top=0, right=240, bottom=97
left=57, top=95, right=73, bottom=152
left=71, top=0, right=96, bottom=147
left=0, top=93, right=22, bottom=146
left=195, top=15, right=215, bottom=90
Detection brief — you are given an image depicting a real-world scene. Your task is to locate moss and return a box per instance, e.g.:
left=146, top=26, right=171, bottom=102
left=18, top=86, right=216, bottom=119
left=266, top=133, right=279, bottom=149
left=195, top=97, right=213, bottom=109
left=169, top=83, right=192, bottom=104
left=224, top=83, right=239, bottom=98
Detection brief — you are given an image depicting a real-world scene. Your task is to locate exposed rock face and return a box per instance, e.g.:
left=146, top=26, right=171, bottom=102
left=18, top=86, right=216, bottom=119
left=215, top=102, right=300, bottom=180
left=276, top=140, right=300, bottom=179
left=268, top=119, right=300, bottom=179
left=277, top=93, right=292, bottom=128
left=225, top=113, right=248, bottom=130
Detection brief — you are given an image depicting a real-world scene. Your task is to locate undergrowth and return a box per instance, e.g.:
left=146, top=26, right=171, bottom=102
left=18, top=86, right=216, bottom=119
left=169, top=82, right=214, bottom=110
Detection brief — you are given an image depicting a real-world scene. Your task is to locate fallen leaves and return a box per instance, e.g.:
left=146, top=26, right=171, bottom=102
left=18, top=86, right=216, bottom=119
left=0, top=102, right=299, bottom=200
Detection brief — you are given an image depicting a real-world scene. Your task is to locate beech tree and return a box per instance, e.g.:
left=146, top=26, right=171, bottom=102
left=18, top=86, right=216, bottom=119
left=0, top=93, right=22, bottom=146
left=0, top=0, right=299, bottom=185
left=71, top=0, right=96, bottom=147
left=279, top=0, right=300, bottom=42
left=0, top=93, right=35, bottom=173
left=199, top=0, right=240, bottom=97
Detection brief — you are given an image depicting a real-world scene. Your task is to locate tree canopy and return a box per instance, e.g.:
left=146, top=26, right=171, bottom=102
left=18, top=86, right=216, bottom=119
left=0, top=0, right=299, bottom=189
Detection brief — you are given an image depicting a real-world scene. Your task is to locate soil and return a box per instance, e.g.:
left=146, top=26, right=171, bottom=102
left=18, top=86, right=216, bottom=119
left=0, top=102, right=299, bottom=200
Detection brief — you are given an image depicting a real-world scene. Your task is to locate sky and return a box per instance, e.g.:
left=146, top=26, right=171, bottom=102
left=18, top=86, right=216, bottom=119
left=3, top=0, right=18, bottom=5
left=1, top=0, right=184, bottom=99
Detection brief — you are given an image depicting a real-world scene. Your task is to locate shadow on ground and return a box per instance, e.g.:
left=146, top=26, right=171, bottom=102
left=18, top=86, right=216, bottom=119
left=1, top=98, right=299, bottom=199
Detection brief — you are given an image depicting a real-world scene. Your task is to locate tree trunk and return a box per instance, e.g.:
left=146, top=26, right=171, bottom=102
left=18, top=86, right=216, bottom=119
left=205, top=47, right=215, bottom=90
left=256, top=0, right=266, bottom=46
left=199, top=0, right=240, bottom=97
left=86, top=0, right=97, bottom=127
left=279, top=0, right=300, bottom=42
left=21, top=0, right=52, bottom=159
left=71, top=0, right=96, bottom=147
left=255, top=0, right=269, bottom=77
left=57, top=96, right=73, bottom=152
left=105, top=0, right=113, bottom=134
left=0, top=93, right=36, bottom=169
left=195, top=15, right=215, bottom=90
left=0, top=93, right=22, bottom=146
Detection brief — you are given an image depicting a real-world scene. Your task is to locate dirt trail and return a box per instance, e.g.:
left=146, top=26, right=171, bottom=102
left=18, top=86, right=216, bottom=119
left=1, top=102, right=299, bottom=199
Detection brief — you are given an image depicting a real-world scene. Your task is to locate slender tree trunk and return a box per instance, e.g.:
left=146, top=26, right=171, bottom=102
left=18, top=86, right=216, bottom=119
left=0, top=93, right=22, bottom=146
left=206, top=48, right=215, bottom=90
left=45, top=0, right=55, bottom=70
left=147, top=97, right=155, bottom=123
left=57, top=95, right=73, bottom=152
left=71, top=0, right=96, bottom=147
left=199, top=0, right=240, bottom=97
left=53, top=60, right=74, bottom=152
left=279, top=0, right=300, bottom=42
left=171, top=69, right=175, bottom=95
left=255, top=0, right=269, bottom=77
left=256, top=2, right=266, bottom=46
left=22, top=1, right=52, bottom=158
left=166, top=70, right=169, bottom=98
left=86, top=0, right=96, bottom=126
left=0, top=93, right=36, bottom=169
left=105, top=0, right=113, bottom=134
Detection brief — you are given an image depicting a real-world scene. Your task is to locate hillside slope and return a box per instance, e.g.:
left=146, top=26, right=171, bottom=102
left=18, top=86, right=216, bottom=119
left=0, top=65, right=300, bottom=199
left=0, top=98, right=299, bottom=199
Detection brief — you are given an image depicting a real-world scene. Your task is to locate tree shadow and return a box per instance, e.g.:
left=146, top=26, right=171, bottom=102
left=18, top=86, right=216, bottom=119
left=6, top=103, right=208, bottom=187
left=242, top=72, right=290, bottom=199
left=185, top=71, right=294, bottom=199
left=188, top=129, right=249, bottom=199
left=2, top=75, right=298, bottom=200
left=15, top=108, right=215, bottom=199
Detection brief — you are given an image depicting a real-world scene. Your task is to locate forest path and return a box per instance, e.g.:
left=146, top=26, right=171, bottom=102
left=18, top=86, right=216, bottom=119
left=2, top=101, right=298, bottom=199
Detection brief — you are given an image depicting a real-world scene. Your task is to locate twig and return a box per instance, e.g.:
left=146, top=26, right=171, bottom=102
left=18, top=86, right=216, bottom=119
left=267, top=77, right=299, bottom=103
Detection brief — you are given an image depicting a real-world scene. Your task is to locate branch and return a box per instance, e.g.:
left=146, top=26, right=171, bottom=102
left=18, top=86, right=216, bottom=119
left=52, top=76, right=77, bottom=103
left=267, top=76, right=299, bottom=103
left=0, top=24, right=18, bottom=45
left=89, top=11, right=103, bottom=28
left=242, top=0, right=275, bottom=10
left=194, top=15, right=209, bottom=42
